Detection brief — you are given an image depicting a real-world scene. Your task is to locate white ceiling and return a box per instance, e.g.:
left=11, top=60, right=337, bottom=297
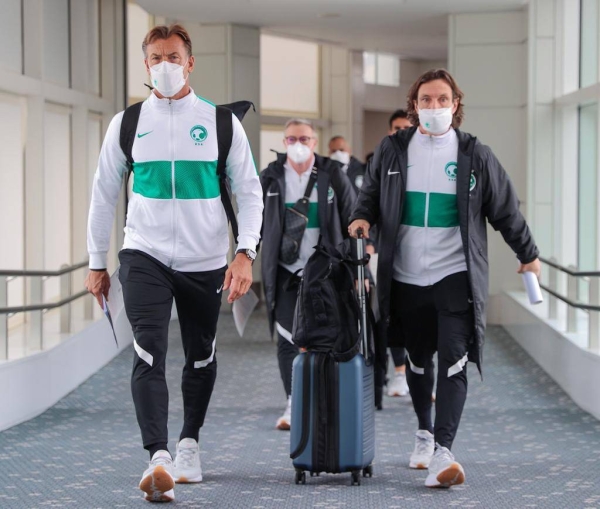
left=137, top=0, right=528, bottom=60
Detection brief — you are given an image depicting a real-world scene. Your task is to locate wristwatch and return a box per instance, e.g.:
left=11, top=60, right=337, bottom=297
left=236, top=248, right=257, bottom=264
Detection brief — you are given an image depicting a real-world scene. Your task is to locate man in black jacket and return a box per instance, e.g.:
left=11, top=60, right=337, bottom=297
left=349, top=69, right=540, bottom=489
left=328, top=135, right=367, bottom=194
left=261, top=119, right=357, bottom=430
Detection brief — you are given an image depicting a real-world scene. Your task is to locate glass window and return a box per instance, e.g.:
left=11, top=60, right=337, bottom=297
left=260, top=34, right=320, bottom=116
left=363, top=52, right=376, bottom=84
left=363, top=52, right=400, bottom=87
left=580, top=0, right=599, bottom=88
left=0, top=93, right=26, bottom=314
left=376, top=54, right=400, bottom=87
left=44, top=105, right=72, bottom=300
left=578, top=102, right=598, bottom=269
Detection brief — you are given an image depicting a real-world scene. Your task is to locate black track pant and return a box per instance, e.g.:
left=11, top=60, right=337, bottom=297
left=390, top=347, right=406, bottom=368
left=273, top=266, right=299, bottom=398
left=389, top=271, right=474, bottom=450
left=119, top=249, right=225, bottom=452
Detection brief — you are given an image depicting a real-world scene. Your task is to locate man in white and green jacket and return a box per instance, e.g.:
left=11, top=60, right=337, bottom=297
left=85, top=24, right=263, bottom=503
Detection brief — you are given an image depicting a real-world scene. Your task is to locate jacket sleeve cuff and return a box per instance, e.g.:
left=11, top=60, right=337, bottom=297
left=89, top=253, right=108, bottom=270
left=235, top=236, right=258, bottom=252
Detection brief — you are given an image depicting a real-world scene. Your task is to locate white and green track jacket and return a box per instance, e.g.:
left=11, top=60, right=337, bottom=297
left=393, top=128, right=468, bottom=285
left=87, top=90, right=263, bottom=272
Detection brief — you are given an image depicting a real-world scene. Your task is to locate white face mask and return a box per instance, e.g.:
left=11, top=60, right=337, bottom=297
left=287, top=142, right=312, bottom=164
left=150, top=61, right=188, bottom=98
left=330, top=150, right=350, bottom=165
left=418, top=107, right=453, bottom=135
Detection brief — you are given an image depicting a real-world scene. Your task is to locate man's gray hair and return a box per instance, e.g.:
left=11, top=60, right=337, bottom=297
left=284, top=118, right=316, bottom=133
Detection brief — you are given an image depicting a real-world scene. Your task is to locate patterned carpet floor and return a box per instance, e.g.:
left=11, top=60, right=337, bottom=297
left=1, top=310, right=599, bottom=508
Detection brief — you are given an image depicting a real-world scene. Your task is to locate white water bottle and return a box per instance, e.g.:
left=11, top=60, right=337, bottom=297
left=522, top=271, right=543, bottom=305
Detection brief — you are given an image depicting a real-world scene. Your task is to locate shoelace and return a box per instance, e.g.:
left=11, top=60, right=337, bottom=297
left=415, top=435, right=432, bottom=456
left=177, top=447, right=197, bottom=468
left=150, top=455, right=172, bottom=468
left=433, top=446, right=454, bottom=467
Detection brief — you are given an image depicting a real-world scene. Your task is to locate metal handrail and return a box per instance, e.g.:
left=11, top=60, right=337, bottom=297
left=0, top=260, right=93, bottom=359
left=539, top=283, right=600, bottom=312
left=0, top=290, right=90, bottom=315
left=538, top=257, right=600, bottom=350
left=0, top=260, right=89, bottom=277
left=539, top=256, right=600, bottom=277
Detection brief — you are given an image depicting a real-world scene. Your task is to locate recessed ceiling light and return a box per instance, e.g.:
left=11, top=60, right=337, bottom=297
left=318, top=13, right=341, bottom=19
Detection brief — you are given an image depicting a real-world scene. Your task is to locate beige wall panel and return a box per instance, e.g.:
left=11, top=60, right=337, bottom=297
left=454, top=11, right=526, bottom=45
left=454, top=44, right=526, bottom=107
left=192, top=56, right=228, bottom=105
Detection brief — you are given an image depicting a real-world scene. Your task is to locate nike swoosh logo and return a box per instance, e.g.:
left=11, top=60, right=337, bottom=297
left=388, top=168, right=400, bottom=175
left=267, top=191, right=279, bottom=197
left=216, top=284, right=223, bottom=294
left=407, top=164, right=414, bottom=168
left=137, top=131, right=153, bottom=138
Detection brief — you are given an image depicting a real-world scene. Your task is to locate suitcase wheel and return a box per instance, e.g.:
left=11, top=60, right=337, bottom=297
left=295, top=469, right=306, bottom=485
left=351, top=470, right=361, bottom=486
left=363, top=465, right=373, bottom=478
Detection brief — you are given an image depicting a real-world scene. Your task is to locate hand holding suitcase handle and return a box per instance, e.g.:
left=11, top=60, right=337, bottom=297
left=348, top=219, right=370, bottom=239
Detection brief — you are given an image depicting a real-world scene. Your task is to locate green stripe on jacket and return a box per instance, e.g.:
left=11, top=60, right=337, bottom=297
left=401, top=191, right=459, bottom=228
left=132, top=160, right=220, bottom=199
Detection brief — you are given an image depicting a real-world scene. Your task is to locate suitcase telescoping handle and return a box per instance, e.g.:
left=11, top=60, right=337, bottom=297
left=356, top=228, right=369, bottom=361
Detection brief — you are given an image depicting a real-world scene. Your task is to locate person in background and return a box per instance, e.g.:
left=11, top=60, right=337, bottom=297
left=389, top=108, right=413, bottom=133
left=385, top=110, right=414, bottom=398
left=260, top=119, right=357, bottom=430
left=328, top=135, right=367, bottom=195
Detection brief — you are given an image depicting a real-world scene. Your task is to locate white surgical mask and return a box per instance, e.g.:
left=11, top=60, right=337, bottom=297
left=287, top=142, right=312, bottom=164
left=418, top=107, right=453, bottom=135
left=330, top=150, right=350, bottom=166
left=150, top=61, right=188, bottom=98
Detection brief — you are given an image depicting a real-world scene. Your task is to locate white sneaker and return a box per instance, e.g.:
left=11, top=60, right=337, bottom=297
left=174, top=438, right=203, bottom=483
left=425, top=444, right=465, bottom=488
left=275, top=396, right=292, bottom=430
left=139, top=450, right=175, bottom=502
left=409, top=430, right=435, bottom=469
left=387, top=372, right=409, bottom=397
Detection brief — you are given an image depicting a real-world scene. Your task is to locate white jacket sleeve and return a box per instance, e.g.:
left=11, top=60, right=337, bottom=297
left=87, top=111, right=128, bottom=269
left=226, top=114, right=264, bottom=251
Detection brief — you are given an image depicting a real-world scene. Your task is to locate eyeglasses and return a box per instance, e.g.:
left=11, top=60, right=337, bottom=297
left=284, top=136, right=313, bottom=145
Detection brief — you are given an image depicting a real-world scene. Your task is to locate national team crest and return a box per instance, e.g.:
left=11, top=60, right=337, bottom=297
left=469, top=173, right=477, bottom=191
left=445, top=161, right=458, bottom=181
left=190, top=125, right=208, bottom=145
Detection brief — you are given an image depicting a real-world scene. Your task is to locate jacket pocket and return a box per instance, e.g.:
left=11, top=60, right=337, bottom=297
left=470, top=236, right=488, bottom=265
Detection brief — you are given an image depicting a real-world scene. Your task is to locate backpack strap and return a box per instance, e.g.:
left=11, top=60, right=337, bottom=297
left=119, top=101, right=143, bottom=168
left=216, top=105, right=239, bottom=243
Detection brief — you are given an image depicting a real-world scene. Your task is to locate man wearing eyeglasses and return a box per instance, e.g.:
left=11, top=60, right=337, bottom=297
left=260, top=119, right=357, bottom=430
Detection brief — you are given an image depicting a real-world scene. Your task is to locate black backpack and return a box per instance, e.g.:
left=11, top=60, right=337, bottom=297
left=119, top=99, right=255, bottom=242
left=291, top=240, right=368, bottom=362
